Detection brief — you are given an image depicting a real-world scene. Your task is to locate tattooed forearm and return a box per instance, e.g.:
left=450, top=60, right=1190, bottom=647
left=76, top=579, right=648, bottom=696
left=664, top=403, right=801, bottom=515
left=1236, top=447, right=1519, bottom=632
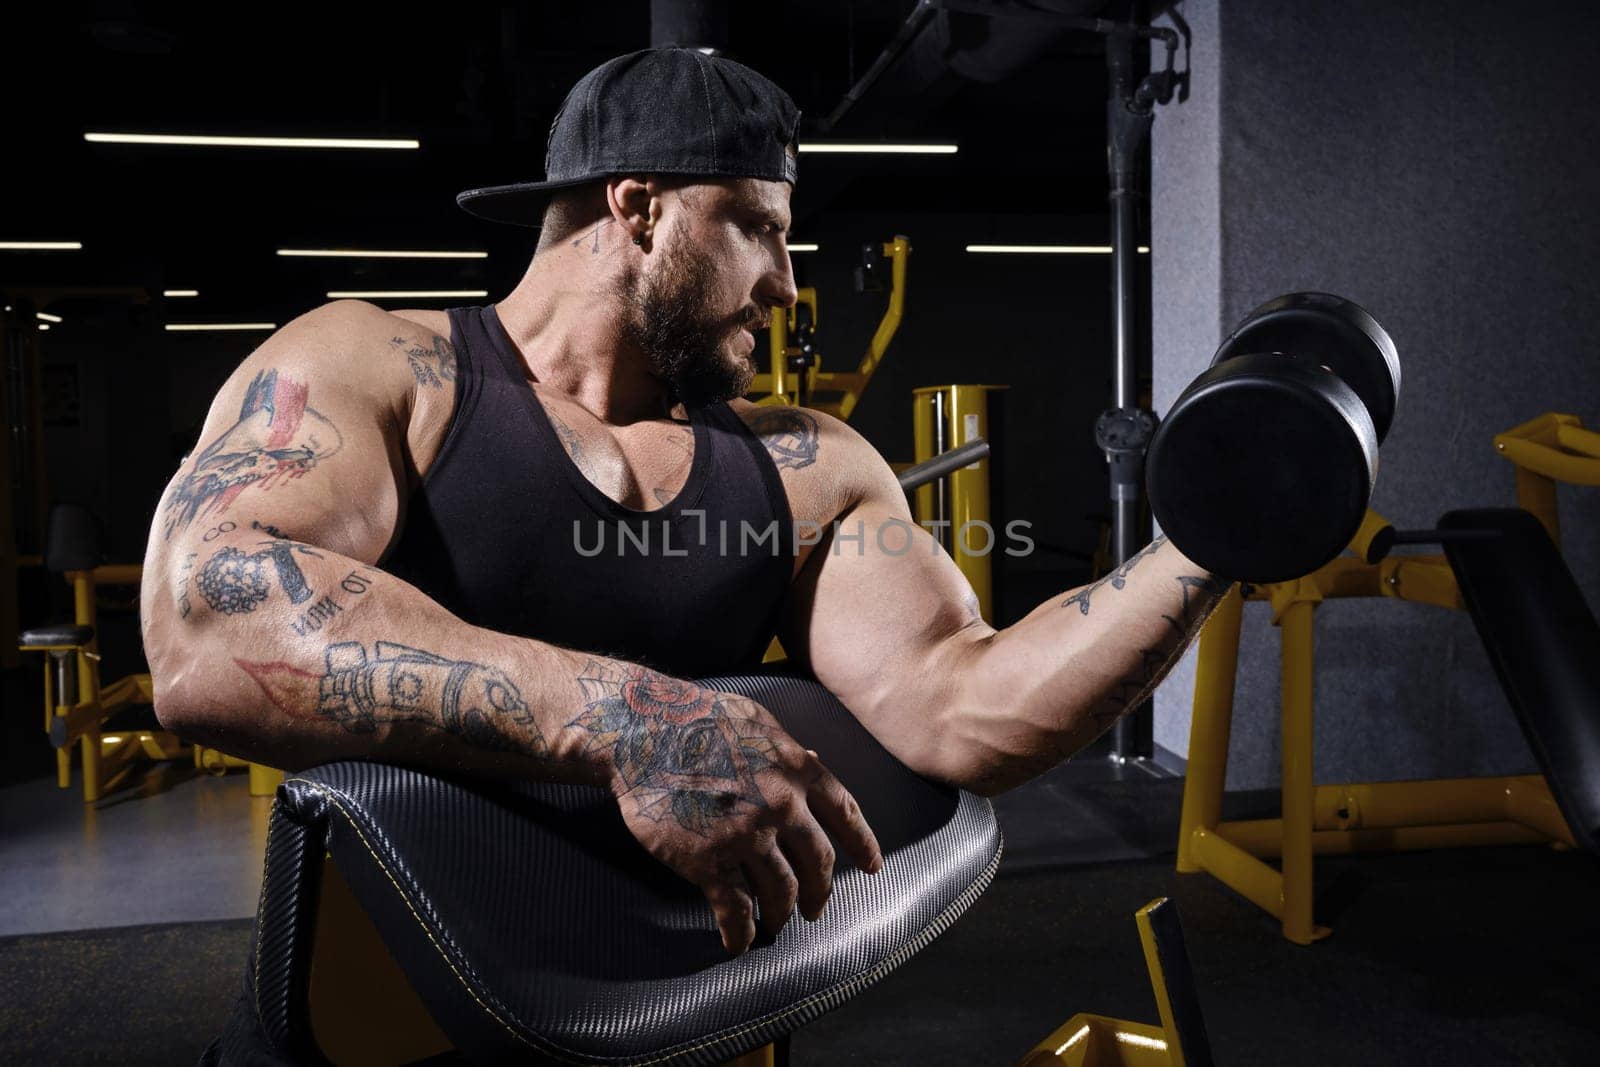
left=749, top=408, right=819, bottom=470
left=568, top=660, right=775, bottom=835
left=236, top=640, right=550, bottom=758
left=1061, top=535, right=1169, bottom=615
left=163, top=369, right=343, bottom=540
left=1082, top=571, right=1233, bottom=734
left=390, top=334, right=457, bottom=388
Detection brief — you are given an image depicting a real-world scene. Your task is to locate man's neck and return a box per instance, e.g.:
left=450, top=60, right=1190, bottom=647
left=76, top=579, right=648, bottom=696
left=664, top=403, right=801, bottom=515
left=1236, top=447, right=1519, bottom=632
left=495, top=251, right=674, bottom=426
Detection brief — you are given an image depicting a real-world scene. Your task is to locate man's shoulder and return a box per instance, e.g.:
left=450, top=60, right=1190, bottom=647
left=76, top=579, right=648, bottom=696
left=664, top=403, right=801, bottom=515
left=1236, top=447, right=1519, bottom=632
left=728, top=400, right=891, bottom=517
left=268, top=301, right=458, bottom=395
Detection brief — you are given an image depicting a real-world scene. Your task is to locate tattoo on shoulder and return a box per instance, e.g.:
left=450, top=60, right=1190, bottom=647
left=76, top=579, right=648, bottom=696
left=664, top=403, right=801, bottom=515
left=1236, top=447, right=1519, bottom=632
left=163, top=369, right=343, bottom=540
left=749, top=407, right=820, bottom=471
left=568, top=660, right=775, bottom=835
left=1061, top=536, right=1168, bottom=615
left=391, top=334, right=457, bottom=389
left=236, top=640, right=549, bottom=758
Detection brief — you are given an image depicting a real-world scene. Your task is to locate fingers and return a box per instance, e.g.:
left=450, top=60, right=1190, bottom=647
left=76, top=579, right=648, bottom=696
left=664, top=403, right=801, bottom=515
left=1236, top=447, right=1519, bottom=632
left=701, top=869, right=757, bottom=955
left=803, top=758, right=884, bottom=875
left=778, top=819, right=836, bottom=921
left=741, top=840, right=801, bottom=937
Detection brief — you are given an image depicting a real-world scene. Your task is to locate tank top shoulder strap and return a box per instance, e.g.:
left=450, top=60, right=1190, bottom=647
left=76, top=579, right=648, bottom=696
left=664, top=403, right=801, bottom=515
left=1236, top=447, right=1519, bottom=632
left=702, top=401, right=796, bottom=557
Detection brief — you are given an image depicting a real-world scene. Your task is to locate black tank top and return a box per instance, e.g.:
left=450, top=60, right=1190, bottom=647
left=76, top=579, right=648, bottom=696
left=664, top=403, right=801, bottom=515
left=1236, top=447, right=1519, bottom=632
left=382, top=304, right=795, bottom=678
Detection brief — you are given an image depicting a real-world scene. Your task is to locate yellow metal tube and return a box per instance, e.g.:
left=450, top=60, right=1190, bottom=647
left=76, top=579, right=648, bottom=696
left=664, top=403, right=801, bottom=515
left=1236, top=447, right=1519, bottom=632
left=1175, top=586, right=1243, bottom=872
left=1555, top=420, right=1600, bottom=460
left=1217, top=818, right=1551, bottom=856
left=91, top=563, right=142, bottom=585
left=1278, top=598, right=1325, bottom=943
left=856, top=237, right=909, bottom=383
left=250, top=763, right=285, bottom=796
left=1505, top=776, right=1575, bottom=843
left=1188, top=827, right=1283, bottom=919
left=767, top=306, right=788, bottom=404
left=945, top=385, right=997, bottom=622
left=912, top=391, right=937, bottom=527
left=1134, top=900, right=1189, bottom=1067
left=1310, top=776, right=1541, bottom=831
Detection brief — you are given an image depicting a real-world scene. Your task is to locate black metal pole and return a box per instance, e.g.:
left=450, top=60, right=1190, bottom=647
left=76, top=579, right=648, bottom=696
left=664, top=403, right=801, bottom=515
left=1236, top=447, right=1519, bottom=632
left=1102, top=28, right=1156, bottom=761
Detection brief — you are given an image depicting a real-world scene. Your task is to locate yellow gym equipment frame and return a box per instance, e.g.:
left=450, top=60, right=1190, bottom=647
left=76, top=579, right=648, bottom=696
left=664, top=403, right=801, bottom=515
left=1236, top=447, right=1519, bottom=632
left=749, top=236, right=910, bottom=419
left=20, top=561, right=284, bottom=801
left=1020, top=898, right=1212, bottom=1066
left=1175, top=412, right=1592, bottom=944
left=912, top=384, right=1006, bottom=624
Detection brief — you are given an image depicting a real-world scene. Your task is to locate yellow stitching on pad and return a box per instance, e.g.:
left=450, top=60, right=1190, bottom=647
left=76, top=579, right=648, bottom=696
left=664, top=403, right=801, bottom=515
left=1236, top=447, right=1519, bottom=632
left=281, top=776, right=998, bottom=1065
left=283, top=778, right=543, bottom=1055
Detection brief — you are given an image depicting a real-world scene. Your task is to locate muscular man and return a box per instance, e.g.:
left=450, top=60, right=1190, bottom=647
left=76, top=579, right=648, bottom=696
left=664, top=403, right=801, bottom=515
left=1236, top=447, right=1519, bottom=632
left=141, top=47, right=1229, bottom=962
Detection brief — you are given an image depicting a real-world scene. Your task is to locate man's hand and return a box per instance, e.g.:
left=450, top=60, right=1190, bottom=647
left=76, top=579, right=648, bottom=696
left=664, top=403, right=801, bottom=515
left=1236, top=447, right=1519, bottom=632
left=592, top=676, right=882, bottom=955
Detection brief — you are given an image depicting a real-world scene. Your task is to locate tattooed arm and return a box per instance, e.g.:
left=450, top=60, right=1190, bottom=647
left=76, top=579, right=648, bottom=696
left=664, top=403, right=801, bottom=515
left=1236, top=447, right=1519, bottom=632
left=775, top=412, right=1232, bottom=797
left=142, top=303, right=880, bottom=952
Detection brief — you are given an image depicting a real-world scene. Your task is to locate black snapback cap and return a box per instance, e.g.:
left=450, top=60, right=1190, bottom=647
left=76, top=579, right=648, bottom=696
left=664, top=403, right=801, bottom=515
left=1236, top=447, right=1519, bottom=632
left=456, top=47, right=801, bottom=228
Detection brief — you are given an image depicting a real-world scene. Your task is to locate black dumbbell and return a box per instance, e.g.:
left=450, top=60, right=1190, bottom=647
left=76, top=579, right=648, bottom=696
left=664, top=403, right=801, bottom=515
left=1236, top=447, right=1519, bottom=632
left=1145, top=292, right=1401, bottom=584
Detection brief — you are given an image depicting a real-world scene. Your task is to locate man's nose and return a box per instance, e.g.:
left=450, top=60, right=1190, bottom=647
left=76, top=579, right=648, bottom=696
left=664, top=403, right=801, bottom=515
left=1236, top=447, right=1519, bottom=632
left=763, top=253, right=799, bottom=309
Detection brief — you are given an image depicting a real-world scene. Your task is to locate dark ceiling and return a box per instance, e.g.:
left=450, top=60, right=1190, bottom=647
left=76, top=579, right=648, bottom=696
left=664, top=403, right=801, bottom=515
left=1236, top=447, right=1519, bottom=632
left=2, top=1, right=1136, bottom=325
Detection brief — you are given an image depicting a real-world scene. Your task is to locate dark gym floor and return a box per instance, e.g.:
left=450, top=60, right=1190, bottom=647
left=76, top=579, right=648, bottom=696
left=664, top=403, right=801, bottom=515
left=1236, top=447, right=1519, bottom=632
left=3, top=717, right=1599, bottom=1067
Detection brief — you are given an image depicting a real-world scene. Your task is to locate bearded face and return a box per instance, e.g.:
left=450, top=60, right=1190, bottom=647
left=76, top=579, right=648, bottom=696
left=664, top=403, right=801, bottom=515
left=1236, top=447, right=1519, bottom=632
left=613, top=238, right=763, bottom=406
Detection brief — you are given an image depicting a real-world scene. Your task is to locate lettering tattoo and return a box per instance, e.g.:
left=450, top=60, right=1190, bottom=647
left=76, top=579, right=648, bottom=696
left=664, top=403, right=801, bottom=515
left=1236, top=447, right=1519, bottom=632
left=750, top=408, right=820, bottom=470
left=174, top=552, right=198, bottom=619
left=1061, top=536, right=1168, bottom=615
left=196, top=540, right=323, bottom=615
left=252, top=520, right=291, bottom=540
left=236, top=641, right=549, bottom=757
left=390, top=334, right=457, bottom=389
left=569, top=660, right=776, bottom=835
left=162, top=369, right=343, bottom=540
left=288, top=570, right=376, bottom=636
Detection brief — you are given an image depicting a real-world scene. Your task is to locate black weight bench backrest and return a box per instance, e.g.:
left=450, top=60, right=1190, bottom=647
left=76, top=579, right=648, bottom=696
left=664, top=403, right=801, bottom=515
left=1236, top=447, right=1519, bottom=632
left=248, top=671, right=1002, bottom=1065
left=1442, top=508, right=1600, bottom=855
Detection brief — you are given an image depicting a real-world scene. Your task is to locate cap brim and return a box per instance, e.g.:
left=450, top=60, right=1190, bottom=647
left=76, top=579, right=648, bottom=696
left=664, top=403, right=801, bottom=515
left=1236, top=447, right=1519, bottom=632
left=455, top=175, right=600, bottom=227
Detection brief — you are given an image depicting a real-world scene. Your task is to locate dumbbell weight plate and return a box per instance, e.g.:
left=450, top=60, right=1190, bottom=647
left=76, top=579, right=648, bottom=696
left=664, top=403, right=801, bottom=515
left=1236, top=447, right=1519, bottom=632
left=1146, top=353, right=1378, bottom=584
left=1214, top=292, right=1400, bottom=443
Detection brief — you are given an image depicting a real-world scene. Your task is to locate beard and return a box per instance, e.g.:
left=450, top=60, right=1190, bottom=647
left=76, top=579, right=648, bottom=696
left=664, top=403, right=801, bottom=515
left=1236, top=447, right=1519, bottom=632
left=614, top=240, right=760, bottom=407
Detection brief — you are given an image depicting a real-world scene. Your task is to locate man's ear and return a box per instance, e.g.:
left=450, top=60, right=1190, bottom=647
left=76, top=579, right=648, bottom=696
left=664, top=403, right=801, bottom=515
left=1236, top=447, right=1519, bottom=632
left=607, top=176, right=655, bottom=239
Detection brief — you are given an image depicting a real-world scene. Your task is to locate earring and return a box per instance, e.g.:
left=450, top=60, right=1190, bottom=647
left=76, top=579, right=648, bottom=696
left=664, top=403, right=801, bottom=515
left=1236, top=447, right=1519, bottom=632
left=632, top=233, right=645, bottom=246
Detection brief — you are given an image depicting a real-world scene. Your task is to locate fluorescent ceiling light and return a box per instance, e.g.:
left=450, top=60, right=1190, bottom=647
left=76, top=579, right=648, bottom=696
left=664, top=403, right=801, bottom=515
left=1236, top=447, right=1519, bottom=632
left=165, top=323, right=277, bottom=332
left=965, top=244, right=1150, bottom=254
left=36, top=312, right=63, bottom=323
left=164, top=290, right=199, bottom=297
left=38, top=324, right=51, bottom=331
left=798, top=142, right=957, bottom=154
left=277, top=249, right=488, bottom=260
left=326, top=290, right=489, bottom=299
left=1, top=242, right=83, bottom=250
left=86, top=133, right=418, bottom=150
left=788, top=243, right=819, bottom=252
